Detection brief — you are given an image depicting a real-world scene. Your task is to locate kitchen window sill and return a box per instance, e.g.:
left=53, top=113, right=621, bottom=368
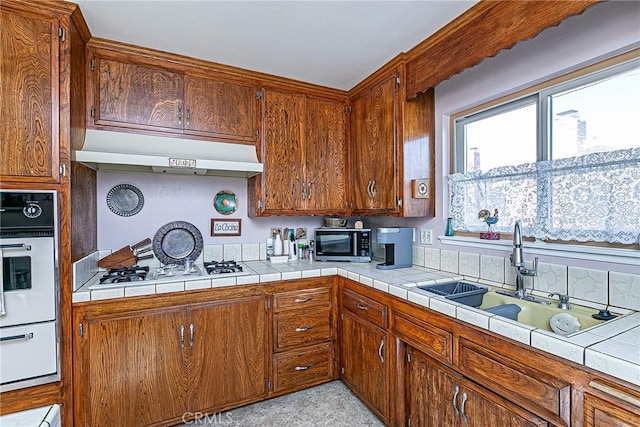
left=438, top=235, right=640, bottom=266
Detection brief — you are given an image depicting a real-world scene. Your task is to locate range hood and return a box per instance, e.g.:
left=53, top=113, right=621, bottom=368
left=73, top=129, right=264, bottom=178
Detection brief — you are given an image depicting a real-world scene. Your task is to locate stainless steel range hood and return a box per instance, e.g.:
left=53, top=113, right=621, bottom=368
left=73, top=129, right=263, bottom=178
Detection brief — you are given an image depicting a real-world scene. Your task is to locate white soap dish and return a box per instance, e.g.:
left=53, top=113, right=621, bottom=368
left=550, top=313, right=581, bottom=336
left=268, top=255, right=289, bottom=263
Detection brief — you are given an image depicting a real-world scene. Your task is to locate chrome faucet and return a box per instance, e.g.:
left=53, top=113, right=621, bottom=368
left=509, top=220, right=538, bottom=299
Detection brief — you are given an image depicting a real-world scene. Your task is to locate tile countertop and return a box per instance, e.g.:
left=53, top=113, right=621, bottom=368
left=73, top=260, right=640, bottom=387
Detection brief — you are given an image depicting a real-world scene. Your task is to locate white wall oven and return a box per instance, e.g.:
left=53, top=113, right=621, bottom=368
left=0, top=190, right=59, bottom=392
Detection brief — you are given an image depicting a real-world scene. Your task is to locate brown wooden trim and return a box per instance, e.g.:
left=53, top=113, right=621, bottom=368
left=404, top=0, right=602, bottom=97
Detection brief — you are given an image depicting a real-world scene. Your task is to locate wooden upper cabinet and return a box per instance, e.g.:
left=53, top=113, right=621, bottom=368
left=253, top=88, right=348, bottom=216
left=1, top=7, right=60, bottom=183
left=184, top=74, right=259, bottom=143
left=351, top=74, right=398, bottom=213
left=303, top=97, right=348, bottom=212
left=89, top=48, right=260, bottom=144
left=260, top=89, right=304, bottom=213
left=94, top=57, right=184, bottom=131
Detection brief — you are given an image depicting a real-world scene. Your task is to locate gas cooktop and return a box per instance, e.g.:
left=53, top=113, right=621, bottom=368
left=87, top=260, right=252, bottom=289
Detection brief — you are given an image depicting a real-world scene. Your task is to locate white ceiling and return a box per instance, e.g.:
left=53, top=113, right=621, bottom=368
left=74, top=0, right=478, bottom=90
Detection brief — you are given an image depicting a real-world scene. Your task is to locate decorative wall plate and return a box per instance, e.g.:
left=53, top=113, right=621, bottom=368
left=106, top=184, right=144, bottom=217
left=152, top=221, right=203, bottom=265
left=213, top=190, right=238, bottom=215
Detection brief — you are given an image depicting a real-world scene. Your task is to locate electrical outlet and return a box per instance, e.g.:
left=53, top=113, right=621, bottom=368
left=420, top=228, right=433, bottom=245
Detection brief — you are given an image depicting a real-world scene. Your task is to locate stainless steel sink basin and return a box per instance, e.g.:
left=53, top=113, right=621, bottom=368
left=479, top=292, right=605, bottom=334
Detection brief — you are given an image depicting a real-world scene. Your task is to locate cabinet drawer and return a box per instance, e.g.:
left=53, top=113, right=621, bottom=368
left=393, top=311, right=452, bottom=365
left=274, top=307, right=331, bottom=351
left=458, top=337, right=571, bottom=425
left=274, top=287, right=331, bottom=312
left=272, top=343, right=334, bottom=393
left=342, top=288, right=388, bottom=329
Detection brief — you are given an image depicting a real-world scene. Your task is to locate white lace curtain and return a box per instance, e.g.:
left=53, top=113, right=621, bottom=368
left=447, top=147, right=640, bottom=244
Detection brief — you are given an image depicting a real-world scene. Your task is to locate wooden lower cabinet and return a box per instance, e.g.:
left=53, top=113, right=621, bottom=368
left=74, top=295, right=267, bottom=427
left=584, top=383, right=640, bottom=427
left=341, top=310, right=389, bottom=422
left=406, top=346, right=547, bottom=427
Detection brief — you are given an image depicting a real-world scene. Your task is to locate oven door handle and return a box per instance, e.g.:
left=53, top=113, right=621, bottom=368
left=0, top=243, right=31, bottom=251
left=1, top=332, right=34, bottom=342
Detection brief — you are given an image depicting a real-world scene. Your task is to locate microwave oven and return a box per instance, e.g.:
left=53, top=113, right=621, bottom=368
left=314, top=228, right=371, bottom=262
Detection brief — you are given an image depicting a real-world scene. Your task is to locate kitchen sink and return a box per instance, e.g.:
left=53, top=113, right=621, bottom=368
left=479, top=292, right=605, bottom=335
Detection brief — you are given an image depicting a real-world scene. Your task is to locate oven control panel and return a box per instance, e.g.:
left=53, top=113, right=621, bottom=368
left=0, top=191, right=55, bottom=234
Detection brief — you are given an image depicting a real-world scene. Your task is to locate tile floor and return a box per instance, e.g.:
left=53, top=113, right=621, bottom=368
left=177, top=380, right=384, bottom=426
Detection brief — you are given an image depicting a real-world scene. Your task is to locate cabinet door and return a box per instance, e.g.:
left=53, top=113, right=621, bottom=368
left=1, top=7, right=59, bottom=182
left=184, top=75, right=259, bottom=143
left=188, top=296, right=268, bottom=410
left=79, top=308, right=188, bottom=426
left=351, top=75, right=398, bottom=213
left=94, top=57, right=184, bottom=131
left=584, top=392, right=640, bottom=427
left=406, top=347, right=459, bottom=427
left=303, top=97, right=348, bottom=213
left=341, top=311, right=389, bottom=421
left=461, top=379, right=548, bottom=427
left=260, top=89, right=305, bottom=213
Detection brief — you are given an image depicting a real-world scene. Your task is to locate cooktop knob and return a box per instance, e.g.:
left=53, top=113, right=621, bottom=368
left=23, top=203, right=42, bottom=218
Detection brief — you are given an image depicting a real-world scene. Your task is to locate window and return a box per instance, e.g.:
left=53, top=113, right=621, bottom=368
left=449, top=55, right=640, bottom=244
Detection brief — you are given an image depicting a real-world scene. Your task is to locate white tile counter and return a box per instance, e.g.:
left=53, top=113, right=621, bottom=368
left=73, top=259, right=640, bottom=387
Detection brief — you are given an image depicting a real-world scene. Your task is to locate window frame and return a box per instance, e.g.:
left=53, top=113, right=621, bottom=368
left=448, top=49, right=640, bottom=249
left=453, top=54, right=640, bottom=174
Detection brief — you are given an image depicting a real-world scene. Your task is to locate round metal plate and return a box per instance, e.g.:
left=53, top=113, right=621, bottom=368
left=152, top=221, right=203, bottom=265
left=106, top=184, right=144, bottom=217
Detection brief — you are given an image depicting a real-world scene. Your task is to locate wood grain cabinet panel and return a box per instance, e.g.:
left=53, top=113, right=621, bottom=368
left=584, top=385, right=640, bottom=427
left=77, top=307, right=189, bottom=426
left=392, top=311, right=452, bottom=365
left=74, top=296, right=268, bottom=426
left=341, top=310, right=389, bottom=422
left=342, top=288, right=388, bottom=329
left=1, top=7, right=59, bottom=182
left=350, top=74, right=398, bottom=213
left=272, top=343, right=334, bottom=393
left=95, top=57, right=184, bottom=131
left=90, top=50, right=260, bottom=144
left=188, top=297, right=267, bottom=411
left=252, top=88, right=348, bottom=216
left=274, top=307, right=331, bottom=351
left=184, top=74, right=258, bottom=143
left=406, top=347, right=548, bottom=427
left=274, top=286, right=332, bottom=312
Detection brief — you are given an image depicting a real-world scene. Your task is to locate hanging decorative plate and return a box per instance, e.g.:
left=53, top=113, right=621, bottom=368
left=106, top=184, right=144, bottom=217
left=152, top=221, right=203, bottom=265
left=213, top=190, right=238, bottom=215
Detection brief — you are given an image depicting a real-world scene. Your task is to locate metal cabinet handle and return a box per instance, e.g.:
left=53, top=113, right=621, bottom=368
left=367, top=180, right=373, bottom=198
left=1, top=332, right=34, bottom=342
left=186, top=106, right=191, bottom=126
left=302, top=182, right=307, bottom=200
left=179, top=325, right=185, bottom=349
left=371, top=180, right=376, bottom=198
left=453, top=385, right=460, bottom=416
left=294, top=297, right=312, bottom=303
left=295, top=364, right=313, bottom=371
left=355, top=303, right=368, bottom=311
left=378, top=339, right=384, bottom=363
left=294, top=326, right=312, bottom=332
left=461, top=392, right=468, bottom=423
left=308, top=181, right=313, bottom=200
left=178, top=104, right=183, bottom=125
left=0, top=243, right=31, bottom=250
left=189, top=323, right=194, bottom=347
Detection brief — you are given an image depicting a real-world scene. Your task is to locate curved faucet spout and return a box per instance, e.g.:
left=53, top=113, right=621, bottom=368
left=510, top=220, right=538, bottom=299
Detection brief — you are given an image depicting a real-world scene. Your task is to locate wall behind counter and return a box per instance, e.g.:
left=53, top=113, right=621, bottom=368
left=96, top=171, right=323, bottom=250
